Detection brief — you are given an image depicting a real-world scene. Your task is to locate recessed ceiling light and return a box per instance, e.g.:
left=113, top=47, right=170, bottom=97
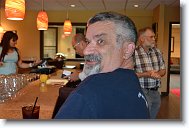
left=70, top=4, right=76, bottom=7
left=134, top=4, right=139, bottom=8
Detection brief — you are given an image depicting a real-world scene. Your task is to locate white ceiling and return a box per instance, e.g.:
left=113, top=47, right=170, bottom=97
left=1, top=0, right=180, bottom=11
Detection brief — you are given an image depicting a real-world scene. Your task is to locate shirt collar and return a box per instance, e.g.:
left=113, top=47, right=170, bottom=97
left=138, top=45, right=154, bottom=54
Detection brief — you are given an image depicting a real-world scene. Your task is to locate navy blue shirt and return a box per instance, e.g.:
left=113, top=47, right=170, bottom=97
left=55, top=68, right=149, bottom=119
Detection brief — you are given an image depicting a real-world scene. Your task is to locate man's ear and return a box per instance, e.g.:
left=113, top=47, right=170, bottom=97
left=139, top=36, right=144, bottom=43
left=81, top=40, right=86, bottom=47
left=123, top=43, right=135, bottom=60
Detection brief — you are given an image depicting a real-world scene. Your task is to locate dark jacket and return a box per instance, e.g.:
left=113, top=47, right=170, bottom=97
left=55, top=68, right=149, bottom=119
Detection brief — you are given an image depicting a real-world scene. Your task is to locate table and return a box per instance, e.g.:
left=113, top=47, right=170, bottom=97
left=0, top=76, right=62, bottom=119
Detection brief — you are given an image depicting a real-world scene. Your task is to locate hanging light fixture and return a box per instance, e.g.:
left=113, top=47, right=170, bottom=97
left=37, top=0, right=48, bottom=30
left=64, top=19, right=72, bottom=36
left=37, top=11, right=48, bottom=30
left=63, top=0, right=72, bottom=36
left=5, top=0, right=25, bottom=20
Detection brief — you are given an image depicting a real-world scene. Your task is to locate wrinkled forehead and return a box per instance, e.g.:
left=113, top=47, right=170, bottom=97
left=86, top=21, right=115, bottom=39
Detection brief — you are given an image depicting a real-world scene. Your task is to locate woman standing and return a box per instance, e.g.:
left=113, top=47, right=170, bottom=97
left=0, top=31, right=41, bottom=75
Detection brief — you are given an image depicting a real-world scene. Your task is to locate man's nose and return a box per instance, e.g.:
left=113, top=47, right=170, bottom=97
left=83, top=41, right=96, bottom=55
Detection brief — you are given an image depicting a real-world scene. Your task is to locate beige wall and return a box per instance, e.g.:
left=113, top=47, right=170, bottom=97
left=1, top=11, right=40, bottom=59
left=58, top=27, right=75, bottom=58
left=153, top=5, right=180, bottom=93
left=171, top=28, right=180, bottom=57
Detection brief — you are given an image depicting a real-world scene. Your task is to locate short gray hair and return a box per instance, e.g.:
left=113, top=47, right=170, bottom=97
left=87, top=12, right=137, bottom=47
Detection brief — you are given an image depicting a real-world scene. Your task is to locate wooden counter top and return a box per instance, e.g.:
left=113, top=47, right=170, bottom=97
left=0, top=79, right=61, bottom=119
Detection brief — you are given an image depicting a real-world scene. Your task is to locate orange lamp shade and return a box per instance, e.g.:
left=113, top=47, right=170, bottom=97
left=63, top=19, right=72, bottom=35
left=5, top=0, right=25, bottom=20
left=37, top=11, right=48, bottom=30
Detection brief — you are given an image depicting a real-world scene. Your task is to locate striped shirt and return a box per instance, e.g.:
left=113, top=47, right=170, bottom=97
left=134, top=45, right=166, bottom=88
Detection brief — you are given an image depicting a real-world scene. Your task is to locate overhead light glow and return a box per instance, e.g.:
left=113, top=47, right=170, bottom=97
left=134, top=4, right=139, bottom=8
left=70, top=4, right=75, bottom=7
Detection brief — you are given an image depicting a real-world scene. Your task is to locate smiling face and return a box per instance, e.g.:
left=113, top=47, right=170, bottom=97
left=83, top=21, right=123, bottom=77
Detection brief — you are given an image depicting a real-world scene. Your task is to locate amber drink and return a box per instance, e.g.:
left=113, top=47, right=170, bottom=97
left=22, top=106, right=40, bottom=119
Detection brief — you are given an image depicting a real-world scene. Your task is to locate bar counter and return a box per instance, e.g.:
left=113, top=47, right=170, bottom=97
left=0, top=73, right=63, bottom=119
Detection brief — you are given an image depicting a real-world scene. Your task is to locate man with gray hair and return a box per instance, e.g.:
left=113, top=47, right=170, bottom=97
left=134, top=27, right=166, bottom=119
left=55, top=12, right=149, bottom=119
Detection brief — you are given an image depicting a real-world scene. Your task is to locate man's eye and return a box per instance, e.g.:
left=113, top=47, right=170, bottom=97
left=85, top=40, right=90, bottom=45
left=97, top=39, right=104, bottom=45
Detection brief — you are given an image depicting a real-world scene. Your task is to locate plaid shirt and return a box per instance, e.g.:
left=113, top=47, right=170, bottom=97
left=134, top=45, right=166, bottom=88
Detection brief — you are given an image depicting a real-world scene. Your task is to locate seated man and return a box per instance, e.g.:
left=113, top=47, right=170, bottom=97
left=55, top=12, right=149, bottom=119
left=64, top=33, right=87, bottom=82
left=52, top=34, right=87, bottom=117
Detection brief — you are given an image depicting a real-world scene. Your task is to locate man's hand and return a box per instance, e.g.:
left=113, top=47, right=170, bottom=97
left=63, top=71, right=80, bottom=82
left=0, top=61, right=3, bottom=66
left=33, top=59, right=42, bottom=67
left=149, top=70, right=161, bottom=79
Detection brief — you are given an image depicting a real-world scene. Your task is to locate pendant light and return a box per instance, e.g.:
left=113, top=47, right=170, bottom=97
left=37, top=0, right=48, bottom=30
left=63, top=0, right=72, bottom=36
left=64, top=19, right=72, bottom=36
left=5, top=0, right=25, bottom=20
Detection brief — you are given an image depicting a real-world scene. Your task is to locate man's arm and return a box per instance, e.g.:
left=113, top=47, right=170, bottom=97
left=156, top=69, right=166, bottom=77
left=136, top=71, right=151, bottom=78
left=136, top=69, right=166, bottom=79
left=64, top=71, right=80, bottom=82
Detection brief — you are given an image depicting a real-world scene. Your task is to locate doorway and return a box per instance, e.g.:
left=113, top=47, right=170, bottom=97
left=168, top=22, right=180, bottom=96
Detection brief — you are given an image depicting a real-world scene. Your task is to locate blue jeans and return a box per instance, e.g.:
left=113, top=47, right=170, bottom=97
left=142, top=88, right=161, bottom=119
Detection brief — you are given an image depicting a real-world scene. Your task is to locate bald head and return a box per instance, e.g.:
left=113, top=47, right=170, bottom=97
left=72, top=33, right=87, bottom=57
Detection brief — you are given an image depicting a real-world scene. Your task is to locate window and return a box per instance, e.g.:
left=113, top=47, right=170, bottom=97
left=40, top=23, right=86, bottom=59
left=43, top=28, right=58, bottom=59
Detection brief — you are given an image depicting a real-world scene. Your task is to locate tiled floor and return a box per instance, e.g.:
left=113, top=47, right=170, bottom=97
left=156, top=74, right=181, bottom=119
left=157, top=93, right=180, bottom=119
left=170, top=74, right=180, bottom=89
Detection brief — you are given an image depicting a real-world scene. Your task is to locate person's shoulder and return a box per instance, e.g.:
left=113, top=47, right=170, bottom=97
left=75, top=74, right=98, bottom=91
left=80, top=68, right=136, bottom=84
left=152, top=47, right=162, bottom=54
left=76, top=72, right=108, bottom=91
left=135, top=45, right=143, bottom=53
left=69, top=74, right=100, bottom=98
left=14, top=47, right=19, bottom=52
left=79, top=73, right=103, bottom=87
left=111, top=68, right=136, bottom=75
left=73, top=68, right=139, bottom=96
left=135, top=45, right=140, bottom=51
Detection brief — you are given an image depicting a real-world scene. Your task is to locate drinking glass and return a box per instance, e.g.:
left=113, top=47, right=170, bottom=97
left=40, top=74, right=48, bottom=83
left=22, top=105, right=40, bottom=119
